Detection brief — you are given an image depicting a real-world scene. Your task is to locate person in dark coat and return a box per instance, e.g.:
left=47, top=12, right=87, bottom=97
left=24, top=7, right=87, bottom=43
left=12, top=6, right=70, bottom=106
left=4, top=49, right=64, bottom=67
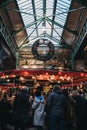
left=72, top=91, right=87, bottom=130
left=13, top=87, right=30, bottom=130
left=62, top=89, right=76, bottom=130
left=0, top=92, right=11, bottom=130
left=45, top=85, right=66, bottom=130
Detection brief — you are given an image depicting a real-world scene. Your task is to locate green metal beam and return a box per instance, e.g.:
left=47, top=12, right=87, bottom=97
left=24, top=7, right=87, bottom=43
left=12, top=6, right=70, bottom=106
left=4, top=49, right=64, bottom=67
left=43, top=0, right=46, bottom=16
left=75, top=0, right=87, bottom=7
left=0, top=0, right=14, bottom=8
left=46, top=20, right=60, bottom=41
left=43, top=33, right=60, bottom=44
left=52, top=25, right=72, bottom=49
left=43, top=33, right=71, bottom=50
left=3, top=7, right=40, bottom=17
left=59, top=6, right=86, bottom=15
left=27, top=32, right=60, bottom=45
left=43, top=0, right=46, bottom=26
left=42, top=19, right=63, bottom=44
left=19, top=20, right=43, bottom=49
left=52, top=27, right=67, bottom=44
left=46, top=20, right=72, bottom=49
left=51, top=0, right=57, bottom=36
left=31, top=0, right=38, bottom=36
left=46, top=17, right=77, bottom=35
left=13, top=17, right=43, bottom=34
left=28, top=19, right=43, bottom=38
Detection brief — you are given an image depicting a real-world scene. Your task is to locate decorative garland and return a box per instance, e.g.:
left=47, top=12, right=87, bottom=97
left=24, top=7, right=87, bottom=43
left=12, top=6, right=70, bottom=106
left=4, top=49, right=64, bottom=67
left=32, top=39, right=55, bottom=61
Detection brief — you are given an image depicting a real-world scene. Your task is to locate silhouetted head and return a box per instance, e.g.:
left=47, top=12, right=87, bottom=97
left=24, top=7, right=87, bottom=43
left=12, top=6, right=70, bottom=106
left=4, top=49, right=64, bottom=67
left=62, top=89, right=69, bottom=97
left=53, top=85, right=61, bottom=93
left=22, top=86, right=29, bottom=93
left=35, top=89, right=41, bottom=96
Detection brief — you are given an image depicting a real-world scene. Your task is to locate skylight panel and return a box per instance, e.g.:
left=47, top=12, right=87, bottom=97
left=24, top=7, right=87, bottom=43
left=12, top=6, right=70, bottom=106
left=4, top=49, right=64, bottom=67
left=19, top=3, right=30, bottom=8
left=17, top=1, right=35, bottom=36
left=36, top=12, right=42, bottom=17
left=35, top=0, right=41, bottom=3
left=16, top=0, right=72, bottom=44
left=35, top=0, right=42, bottom=5
left=56, top=0, right=71, bottom=18
left=46, top=1, right=54, bottom=18
left=54, top=0, right=72, bottom=43
left=20, top=5, right=31, bottom=10
left=58, top=1, right=69, bottom=8
left=18, top=0, right=28, bottom=5
left=61, top=0, right=70, bottom=5
left=35, top=0, right=43, bottom=17
left=46, top=3, right=53, bottom=10
left=56, top=7, right=67, bottom=13
left=56, top=15, right=66, bottom=21
left=55, top=19, right=65, bottom=25
left=46, top=9, right=53, bottom=18
left=23, top=18, right=33, bottom=24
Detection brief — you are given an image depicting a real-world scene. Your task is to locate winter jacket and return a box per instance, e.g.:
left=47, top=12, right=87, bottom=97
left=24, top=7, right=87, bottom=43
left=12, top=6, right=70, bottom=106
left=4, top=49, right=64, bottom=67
left=32, top=96, right=45, bottom=126
left=13, top=91, right=30, bottom=115
left=46, top=91, right=66, bottom=117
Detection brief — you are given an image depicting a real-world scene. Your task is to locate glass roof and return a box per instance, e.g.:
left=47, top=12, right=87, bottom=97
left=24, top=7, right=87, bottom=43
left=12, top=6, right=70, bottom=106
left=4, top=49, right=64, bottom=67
left=16, top=0, right=72, bottom=45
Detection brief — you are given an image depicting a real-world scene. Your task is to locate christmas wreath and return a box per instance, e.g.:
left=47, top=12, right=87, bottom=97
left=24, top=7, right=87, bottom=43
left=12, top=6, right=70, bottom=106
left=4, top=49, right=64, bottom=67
left=32, top=39, right=55, bottom=61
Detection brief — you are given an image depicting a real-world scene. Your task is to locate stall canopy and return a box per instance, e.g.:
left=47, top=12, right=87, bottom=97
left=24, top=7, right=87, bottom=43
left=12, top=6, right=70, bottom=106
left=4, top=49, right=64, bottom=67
left=0, top=69, right=87, bottom=83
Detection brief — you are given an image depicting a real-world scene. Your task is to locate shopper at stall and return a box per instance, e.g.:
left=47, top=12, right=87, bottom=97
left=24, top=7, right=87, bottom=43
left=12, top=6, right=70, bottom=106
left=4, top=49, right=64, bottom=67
left=45, top=85, right=66, bottom=130
left=72, top=90, right=87, bottom=130
left=32, top=88, right=45, bottom=130
left=62, top=89, right=76, bottom=130
left=13, top=86, right=30, bottom=130
left=0, top=92, right=11, bottom=130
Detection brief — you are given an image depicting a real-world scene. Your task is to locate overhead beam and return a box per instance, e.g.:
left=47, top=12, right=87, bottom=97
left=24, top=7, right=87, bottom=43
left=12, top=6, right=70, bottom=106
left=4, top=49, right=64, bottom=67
left=28, top=19, right=43, bottom=38
left=51, top=0, right=57, bottom=36
left=31, top=0, right=38, bottom=36
left=51, top=23, right=72, bottom=49
left=21, top=33, right=71, bottom=50
left=19, top=20, right=43, bottom=49
left=3, top=7, right=39, bottom=17
left=46, top=17, right=77, bottom=35
left=27, top=32, right=60, bottom=44
left=56, top=6, right=86, bottom=16
left=41, top=33, right=71, bottom=49
left=53, top=27, right=68, bottom=44
left=43, top=0, right=46, bottom=26
left=0, top=0, right=14, bottom=8
left=13, top=17, right=43, bottom=34
left=43, top=0, right=46, bottom=17
left=42, top=33, right=60, bottom=44
left=46, top=20, right=60, bottom=41
left=42, top=18, right=66, bottom=44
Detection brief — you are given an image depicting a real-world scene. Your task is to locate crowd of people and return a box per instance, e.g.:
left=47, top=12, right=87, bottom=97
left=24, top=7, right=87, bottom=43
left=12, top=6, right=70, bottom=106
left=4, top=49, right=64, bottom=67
left=0, top=85, right=87, bottom=130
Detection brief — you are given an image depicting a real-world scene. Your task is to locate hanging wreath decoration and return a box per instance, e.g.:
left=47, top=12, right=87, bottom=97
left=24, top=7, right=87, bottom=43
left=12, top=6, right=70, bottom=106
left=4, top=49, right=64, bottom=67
left=32, top=39, right=55, bottom=61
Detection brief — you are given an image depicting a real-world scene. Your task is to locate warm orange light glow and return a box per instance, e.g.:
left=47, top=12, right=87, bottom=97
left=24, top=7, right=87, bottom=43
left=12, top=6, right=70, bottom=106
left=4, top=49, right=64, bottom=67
left=80, top=73, right=84, bottom=77
left=20, top=71, right=29, bottom=76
